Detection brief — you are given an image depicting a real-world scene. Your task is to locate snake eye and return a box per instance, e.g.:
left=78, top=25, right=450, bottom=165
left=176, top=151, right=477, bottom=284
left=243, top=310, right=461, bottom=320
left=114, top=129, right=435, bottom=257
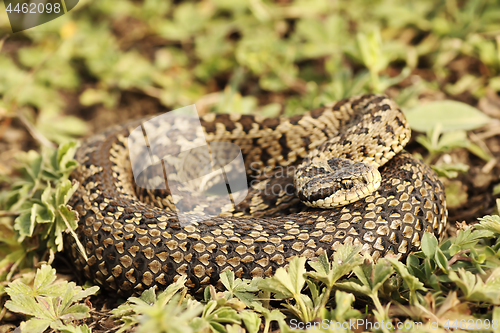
left=341, top=180, right=354, bottom=190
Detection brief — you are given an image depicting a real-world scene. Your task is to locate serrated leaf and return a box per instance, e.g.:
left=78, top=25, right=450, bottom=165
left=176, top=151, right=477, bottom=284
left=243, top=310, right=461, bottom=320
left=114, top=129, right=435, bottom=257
left=59, top=205, right=78, bottom=230
left=335, top=279, right=371, bottom=295
left=251, top=302, right=286, bottom=323
left=220, top=270, right=235, bottom=291
left=33, top=265, right=58, bottom=293
left=449, top=268, right=500, bottom=304
left=14, top=210, right=36, bottom=237
left=5, top=294, right=44, bottom=317
left=258, top=257, right=307, bottom=298
left=207, top=307, right=241, bottom=324
left=240, top=311, right=261, bottom=333
left=406, top=100, right=491, bottom=132
left=220, top=270, right=260, bottom=306
left=19, top=318, right=53, bottom=333
left=20, top=151, right=43, bottom=184
left=56, top=141, right=78, bottom=171
left=307, top=245, right=363, bottom=288
left=451, top=229, right=495, bottom=255
left=56, top=324, right=92, bottom=333
left=136, top=287, right=158, bottom=305
left=34, top=202, right=56, bottom=224
left=59, top=304, right=91, bottom=321
left=372, top=260, right=394, bottom=290
left=477, top=215, right=500, bottom=234
left=55, top=179, right=78, bottom=207
left=60, top=283, right=77, bottom=313
left=5, top=263, right=98, bottom=332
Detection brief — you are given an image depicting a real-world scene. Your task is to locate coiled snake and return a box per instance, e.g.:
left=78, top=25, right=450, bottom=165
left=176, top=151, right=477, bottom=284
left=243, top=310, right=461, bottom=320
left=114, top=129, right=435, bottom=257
left=66, top=94, right=447, bottom=296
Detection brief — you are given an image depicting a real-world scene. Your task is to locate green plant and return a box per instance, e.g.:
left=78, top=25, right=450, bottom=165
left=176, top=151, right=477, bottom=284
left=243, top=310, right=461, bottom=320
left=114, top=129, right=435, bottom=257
left=4, top=264, right=99, bottom=333
left=0, top=142, right=83, bottom=291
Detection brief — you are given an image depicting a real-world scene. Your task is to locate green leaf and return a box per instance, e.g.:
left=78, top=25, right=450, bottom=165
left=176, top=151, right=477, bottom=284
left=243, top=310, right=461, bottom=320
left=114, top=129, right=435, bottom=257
left=449, top=229, right=495, bottom=255
left=435, top=249, right=449, bottom=274
left=5, top=265, right=98, bottom=331
left=55, top=180, right=78, bottom=207
left=477, top=215, right=500, bottom=234
left=112, top=277, right=189, bottom=332
left=80, top=88, right=118, bottom=108
left=55, top=141, right=79, bottom=176
left=205, top=306, right=241, bottom=326
left=258, top=256, right=307, bottom=299
left=356, top=29, right=387, bottom=74
left=421, top=232, right=438, bottom=258
left=405, top=100, right=491, bottom=132
left=14, top=210, right=36, bottom=238
left=331, top=290, right=361, bottom=322
left=372, top=259, right=394, bottom=291
left=19, top=318, right=53, bottom=333
left=240, top=311, right=261, bottom=333
left=385, top=257, right=426, bottom=305
left=37, top=113, right=89, bottom=144
left=306, top=245, right=363, bottom=288
left=432, top=163, right=469, bottom=178
left=55, top=324, right=92, bottom=333
left=251, top=302, right=287, bottom=330
left=449, top=268, right=500, bottom=304
left=18, top=150, right=43, bottom=184
left=33, top=265, right=58, bottom=294
left=220, top=270, right=260, bottom=306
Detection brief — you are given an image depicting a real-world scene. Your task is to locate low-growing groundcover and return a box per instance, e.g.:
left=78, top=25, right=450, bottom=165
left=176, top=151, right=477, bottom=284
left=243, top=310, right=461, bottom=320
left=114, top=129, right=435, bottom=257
left=1, top=0, right=500, bottom=332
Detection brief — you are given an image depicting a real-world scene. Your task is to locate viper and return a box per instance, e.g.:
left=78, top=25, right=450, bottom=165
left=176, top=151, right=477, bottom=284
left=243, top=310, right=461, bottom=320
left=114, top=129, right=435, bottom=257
left=66, top=94, right=447, bottom=296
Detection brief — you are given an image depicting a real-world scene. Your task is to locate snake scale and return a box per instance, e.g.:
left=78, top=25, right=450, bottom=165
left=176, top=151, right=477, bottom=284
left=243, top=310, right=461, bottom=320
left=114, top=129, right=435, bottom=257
left=66, top=94, right=447, bottom=296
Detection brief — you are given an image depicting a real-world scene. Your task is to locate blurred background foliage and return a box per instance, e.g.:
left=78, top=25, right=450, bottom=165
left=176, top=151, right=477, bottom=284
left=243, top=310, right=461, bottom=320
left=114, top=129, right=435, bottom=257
left=1, top=0, right=500, bottom=330
left=0, top=0, right=500, bottom=145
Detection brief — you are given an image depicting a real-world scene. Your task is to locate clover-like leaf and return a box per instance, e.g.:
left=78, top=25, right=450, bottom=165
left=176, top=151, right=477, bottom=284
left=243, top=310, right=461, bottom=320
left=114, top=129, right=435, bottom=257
left=307, top=244, right=363, bottom=288
left=5, top=264, right=99, bottom=333
left=220, top=270, right=260, bottom=306
left=449, top=268, right=500, bottom=304
left=449, top=228, right=495, bottom=256
left=112, top=276, right=188, bottom=332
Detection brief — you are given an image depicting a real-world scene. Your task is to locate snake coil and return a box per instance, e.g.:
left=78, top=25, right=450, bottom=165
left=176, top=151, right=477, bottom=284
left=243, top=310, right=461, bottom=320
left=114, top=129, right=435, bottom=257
left=66, top=94, right=447, bottom=296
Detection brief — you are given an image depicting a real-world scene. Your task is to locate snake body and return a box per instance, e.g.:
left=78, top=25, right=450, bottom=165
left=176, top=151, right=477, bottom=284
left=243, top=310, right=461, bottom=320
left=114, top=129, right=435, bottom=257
left=66, top=94, right=447, bottom=296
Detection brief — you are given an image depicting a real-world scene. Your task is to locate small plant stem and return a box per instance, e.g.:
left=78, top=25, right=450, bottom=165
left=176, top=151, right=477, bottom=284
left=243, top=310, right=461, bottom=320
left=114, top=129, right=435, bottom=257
left=370, top=70, right=381, bottom=93
left=317, top=285, right=333, bottom=315
left=18, top=112, right=55, bottom=149
left=0, top=210, right=19, bottom=217
left=60, top=206, right=88, bottom=261
left=370, top=292, right=391, bottom=333
left=294, top=292, right=311, bottom=322
left=263, top=318, right=270, bottom=333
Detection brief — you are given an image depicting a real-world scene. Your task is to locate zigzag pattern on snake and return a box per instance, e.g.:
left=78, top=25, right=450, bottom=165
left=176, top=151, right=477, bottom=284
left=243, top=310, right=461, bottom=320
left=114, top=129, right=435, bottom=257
left=66, top=94, right=447, bottom=296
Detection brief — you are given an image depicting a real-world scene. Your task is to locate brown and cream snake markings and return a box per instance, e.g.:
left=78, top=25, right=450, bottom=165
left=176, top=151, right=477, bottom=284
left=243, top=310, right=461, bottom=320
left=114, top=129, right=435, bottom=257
left=66, top=94, right=447, bottom=296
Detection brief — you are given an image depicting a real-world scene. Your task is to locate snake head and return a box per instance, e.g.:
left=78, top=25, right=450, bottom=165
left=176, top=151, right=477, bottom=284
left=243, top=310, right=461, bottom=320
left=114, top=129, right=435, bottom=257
left=294, top=157, right=382, bottom=208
